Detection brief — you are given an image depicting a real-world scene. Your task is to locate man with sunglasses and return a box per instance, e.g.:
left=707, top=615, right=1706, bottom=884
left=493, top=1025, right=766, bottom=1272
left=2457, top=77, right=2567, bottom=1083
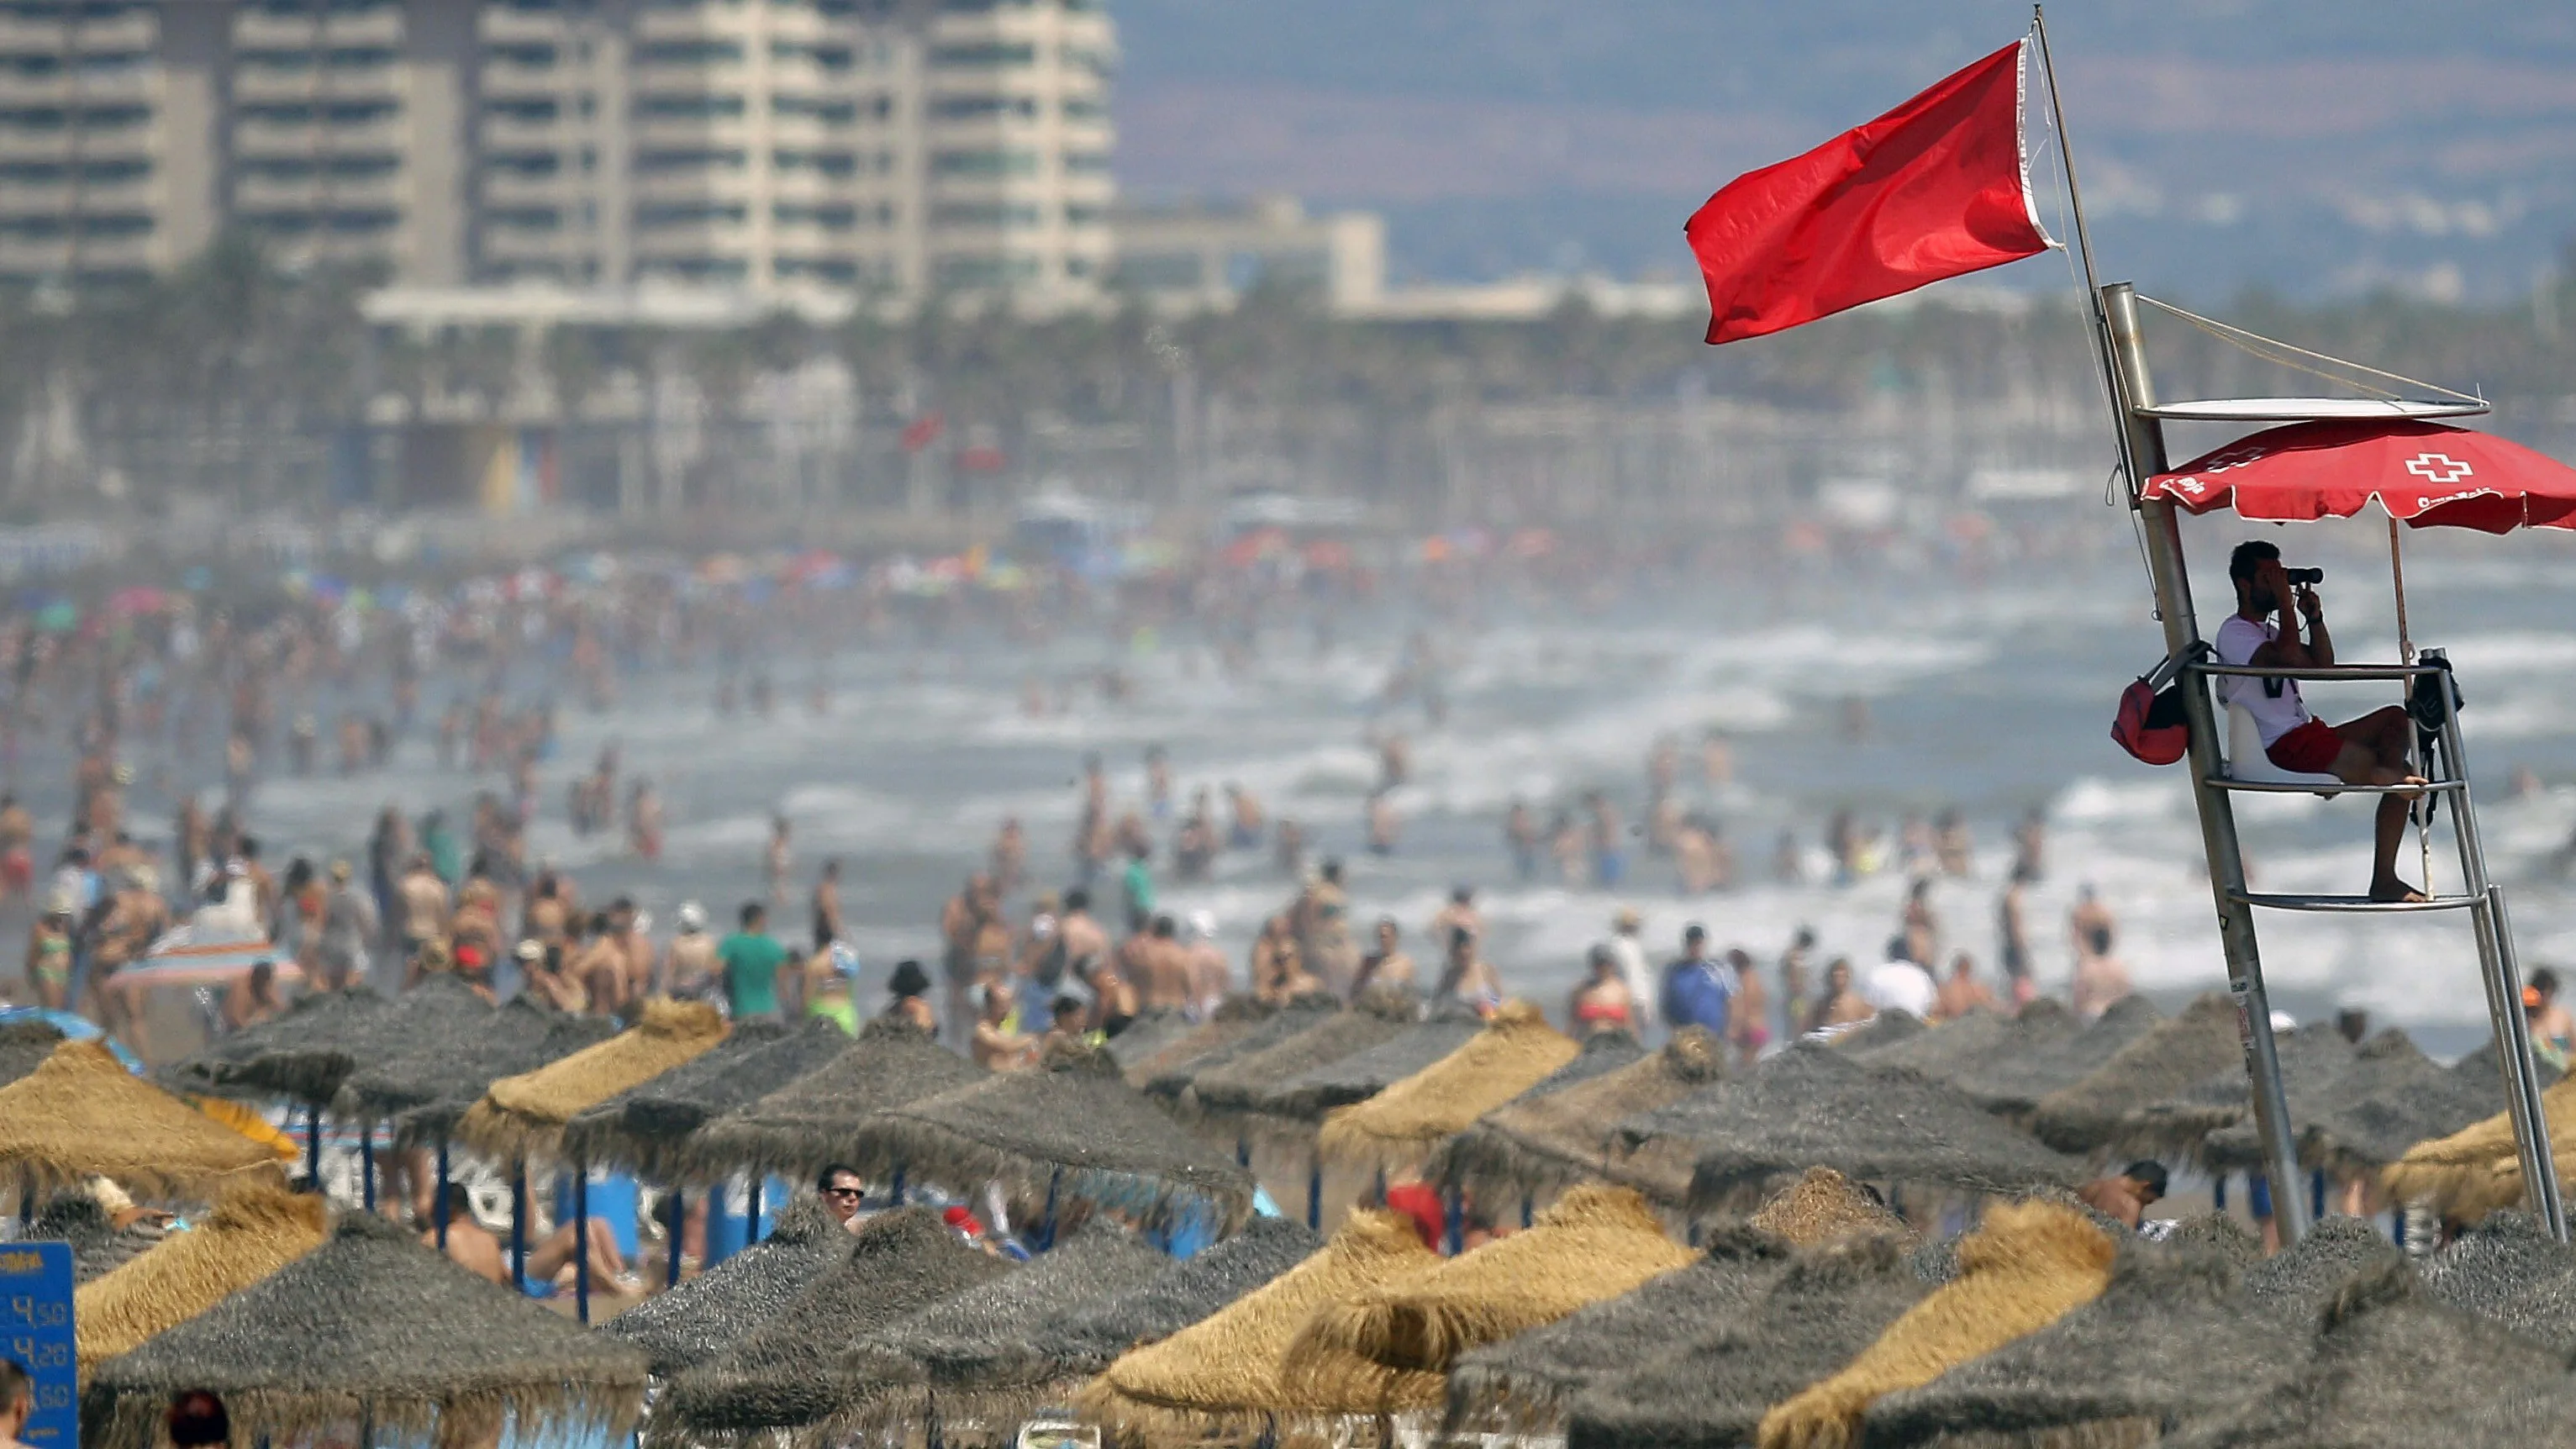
left=818, top=1164, right=867, bottom=1227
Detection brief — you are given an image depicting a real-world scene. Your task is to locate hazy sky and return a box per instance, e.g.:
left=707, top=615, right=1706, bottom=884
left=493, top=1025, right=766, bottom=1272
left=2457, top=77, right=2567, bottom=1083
left=1108, top=1, right=2576, bottom=299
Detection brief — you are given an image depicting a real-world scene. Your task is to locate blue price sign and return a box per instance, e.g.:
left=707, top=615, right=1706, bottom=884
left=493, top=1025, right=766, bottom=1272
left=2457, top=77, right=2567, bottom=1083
left=0, top=1242, right=75, bottom=1448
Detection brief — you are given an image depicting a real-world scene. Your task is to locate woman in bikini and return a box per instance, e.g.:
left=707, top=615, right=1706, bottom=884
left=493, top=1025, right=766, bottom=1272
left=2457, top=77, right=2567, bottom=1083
left=1567, top=945, right=1634, bottom=1035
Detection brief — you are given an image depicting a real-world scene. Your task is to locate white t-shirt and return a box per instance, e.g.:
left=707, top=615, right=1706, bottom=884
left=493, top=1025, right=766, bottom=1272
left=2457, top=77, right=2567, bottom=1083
left=1863, top=959, right=1939, bottom=1020
left=2213, top=615, right=2311, bottom=747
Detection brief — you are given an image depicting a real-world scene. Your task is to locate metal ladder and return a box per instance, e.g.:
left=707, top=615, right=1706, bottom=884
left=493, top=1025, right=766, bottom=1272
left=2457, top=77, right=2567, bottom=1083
left=2104, top=283, right=2566, bottom=1246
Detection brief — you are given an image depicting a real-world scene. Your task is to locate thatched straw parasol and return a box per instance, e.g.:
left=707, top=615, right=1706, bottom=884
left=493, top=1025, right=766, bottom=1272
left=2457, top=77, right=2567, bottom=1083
left=74, top=1178, right=330, bottom=1373
left=601, top=1195, right=850, bottom=1378
left=1033, top=1216, right=1320, bottom=1386
left=1316, top=1003, right=1579, bottom=1172
left=2027, top=993, right=2241, bottom=1155
left=161, top=988, right=394, bottom=1104
left=1285, top=1184, right=1696, bottom=1413
left=1430, top=1030, right=1723, bottom=1208
left=2380, top=1062, right=2576, bottom=1221
left=1104, top=1009, right=1198, bottom=1075
left=651, top=1206, right=1012, bottom=1441
left=0, top=1020, right=66, bottom=1088
left=1079, top=1210, right=1441, bottom=1449
left=1442, top=1223, right=1794, bottom=1434
left=2241, top=1215, right=2402, bottom=1311
left=1755, top=1199, right=2115, bottom=1449
left=2452, top=1034, right=2563, bottom=1096
left=82, top=1212, right=649, bottom=1449
left=1244, top=1005, right=1488, bottom=1141
left=1562, top=1231, right=1933, bottom=1449
left=1829, top=1011, right=1925, bottom=1054
left=456, top=998, right=729, bottom=1166
left=558, top=1017, right=849, bottom=1179
left=1945, top=995, right=2157, bottom=1121
left=1850, top=1009, right=2019, bottom=1086
left=31, top=1195, right=164, bottom=1283
left=2416, top=1209, right=2576, bottom=1329
left=2159, top=1261, right=2576, bottom=1448
left=847, top=1041, right=1256, bottom=1235
left=1743, top=1167, right=1912, bottom=1247
left=1146, top=999, right=1343, bottom=1102
left=820, top=1221, right=1172, bottom=1439
left=1114, top=997, right=1288, bottom=1089
left=2105, top=1022, right=2359, bottom=1166
left=2205, top=1028, right=2499, bottom=1178
left=345, top=998, right=618, bottom=1147
left=678, top=1016, right=987, bottom=1183
left=1615, top=1044, right=2085, bottom=1212
left=1182, top=996, right=1420, bottom=1129
left=1861, top=1232, right=2294, bottom=1449
left=0, top=1041, right=285, bottom=1199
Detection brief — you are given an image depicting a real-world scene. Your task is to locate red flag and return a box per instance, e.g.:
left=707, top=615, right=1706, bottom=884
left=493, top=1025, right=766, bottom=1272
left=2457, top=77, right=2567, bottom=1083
left=900, top=410, right=946, bottom=453
left=1686, top=40, right=2049, bottom=345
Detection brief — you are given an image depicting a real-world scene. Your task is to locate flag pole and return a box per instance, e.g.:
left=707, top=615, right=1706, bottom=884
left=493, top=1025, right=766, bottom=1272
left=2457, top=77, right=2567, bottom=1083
left=2030, top=6, right=2139, bottom=494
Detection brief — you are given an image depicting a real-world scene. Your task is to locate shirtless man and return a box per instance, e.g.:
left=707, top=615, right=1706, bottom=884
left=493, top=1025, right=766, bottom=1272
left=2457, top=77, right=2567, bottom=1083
left=568, top=914, right=627, bottom=1015
left=1183, top=911, right=1230, bottom=1016
left=1135, top=914, right=1195, bottom=1012
left=607, top=898, right=656, bottom=1002
left=665, top=902, right=719, bottom=999
left=1935, top=951, right=1999, bottom=1021
left=523, top=874, right=570, bottom=949
left=1429, top=886, right=1482, bottom=952
left=764, top=815, right=793, bottom=906
left=1251, top=914, right=1321, bottom=1002
left=1056, top=888, right=1110, bottom=992
left=1350, top=917, right=1415, bottom=998
left=971, top=981, right=1038, bottom=1070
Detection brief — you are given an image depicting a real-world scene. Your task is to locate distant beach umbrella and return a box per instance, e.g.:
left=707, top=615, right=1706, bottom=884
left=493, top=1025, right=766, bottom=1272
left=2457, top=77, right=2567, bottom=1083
left=74, top=1178, right=329, bottom=1373
left=680, top=1017, right=985, bottom=1184
left=0, top=1041, right=283, bottom=1199
left=2029, top=993, right=2241, bottom=1156
left=1946, top=995, right=2161, bottom=1123
left=559, top=1017, right=849, bottom=1181
left=1316, top=1003, right=1579, bottom=1172
left=601, top=1195, right=850, bottom=1378
left=456, top=999, right=729, bottom=1167
left=1429, top=1028, right=1720, bottom=1209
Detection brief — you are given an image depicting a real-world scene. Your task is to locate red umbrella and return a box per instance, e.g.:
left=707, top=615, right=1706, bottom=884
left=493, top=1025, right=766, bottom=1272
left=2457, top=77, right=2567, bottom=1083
left=2140, top=419, right=2576, bottom=533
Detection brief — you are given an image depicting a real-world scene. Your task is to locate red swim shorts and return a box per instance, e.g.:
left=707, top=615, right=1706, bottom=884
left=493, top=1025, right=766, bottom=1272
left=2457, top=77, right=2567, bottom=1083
left=2266, top=719, right=2345, bottom=774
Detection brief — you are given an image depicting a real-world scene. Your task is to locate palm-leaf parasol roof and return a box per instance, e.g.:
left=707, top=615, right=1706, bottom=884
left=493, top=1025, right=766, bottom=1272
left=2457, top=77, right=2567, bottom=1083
left=161, top=988, right=395, bottom=1105
left=1316, top=1002, right=1580, bottom=1172
left=0, top=1041, right=285, bottom=1199
left=2205, top=1028, right=2500, bottom=1178
left=1743, top=1166, right=1913, bottom=1247
left=1615, top=1044, right=2086, bottom=1212
left=2159, top=1261, right=2576, bottom=1449
left=455, top=998, right=729, bottom=1167
left=821, top=1221, right=1172, bottom=1438
left=846, top=1041, right=1256, bottom=1235
left=2241, top=1215, right=2403, bottom=1312
left=1946, top=994, right=2159, bottom=1120
left=601, top=1196, right=851, bottom=1378
left=1850, top=1007, right=2021, bottom=1086
left=1828, top=1010, right=1926, bottom=1053
left=2105, top=1022, right=2358, bottom=1166
left=1429, top=1028, right=1724, bottom=1208
left=1181, top=996, right=1420, bottom=1130
left=678, top=1017, right=987, bottom=1183
left=2381, top=1056, right=2576, bottom=1220
left=31, top=1195, right=166, bottom=1284
left=650, top=1206, right=1012, bottom=1441
left=559, top=1017, right=850, bottom=1178
left=1562, top=1231, right=1933, bottom=1449
left=2028, top=993, right=2242, bottom=1155
left=1145, top=999, right=1343, bottom=1102
left=1861, top=1231, right=2287, bottom=1448
left=0, top=1020, right=67, bottom=1088
left=1030, top=1216, right=1320, bottom=1385
left=1114, top=997, right=1291, bottom=1090
left=1102, top=1009, right=1199, bottom=1077
left=2415, top=1210, right=2576, bottom=1331
left=1079, top=1210, right=1441, bottom=1449
left=74, top=1179, right=330, bottom=1373
left=1285, top=1184, right=1696, bottom=1414
left=82, top=1213, right=650, bottom=1449
left=1242, top=1004, right=1488, bottom=1142
left=1758, top=1199, right=2116, bottom=1448
left=1443, top=1223, right=1795, bottom=1434
left=345, top=998, right=618, bottom=1146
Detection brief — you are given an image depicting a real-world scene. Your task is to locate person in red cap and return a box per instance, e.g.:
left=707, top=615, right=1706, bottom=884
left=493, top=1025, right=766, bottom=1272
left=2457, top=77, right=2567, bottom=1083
left=2526, top=969, right=2573, bottom=1072
left=1381, top=1183, right=1445, bottom=1251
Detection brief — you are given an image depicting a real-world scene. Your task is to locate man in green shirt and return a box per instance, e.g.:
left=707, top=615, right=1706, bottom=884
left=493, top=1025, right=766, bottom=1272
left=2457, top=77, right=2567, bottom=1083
left=719, top=902, right=790, bottom=1022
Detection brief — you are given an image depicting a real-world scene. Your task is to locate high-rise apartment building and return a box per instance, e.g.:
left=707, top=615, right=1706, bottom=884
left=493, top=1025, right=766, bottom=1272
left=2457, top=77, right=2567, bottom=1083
left=0, top=0, right=1118, bottom=308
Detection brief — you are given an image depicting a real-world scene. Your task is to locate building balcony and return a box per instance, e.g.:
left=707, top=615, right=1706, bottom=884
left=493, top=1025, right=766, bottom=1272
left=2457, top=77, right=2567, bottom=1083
left=481, top=226, right=578, bottom=263
left=234, top=113, right=408, bottom=154
left=633, top=114, right=751, bottom=149
left=630, top=168, right=752, bottom=205
left=480, top=113, right=580, bottom=150
left=480, top=169, right=574, bottom=206
left=477, top=6, right=569, bottom=44
left=234, top=7, right=402, bottom=50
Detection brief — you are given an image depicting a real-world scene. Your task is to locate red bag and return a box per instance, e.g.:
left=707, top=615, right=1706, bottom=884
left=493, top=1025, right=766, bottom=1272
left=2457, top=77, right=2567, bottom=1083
left=2111, top=677, right=2191, bottom=766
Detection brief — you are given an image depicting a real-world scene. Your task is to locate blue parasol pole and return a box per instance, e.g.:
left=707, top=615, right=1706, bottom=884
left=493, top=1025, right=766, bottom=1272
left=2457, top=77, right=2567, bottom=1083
left=1040, top=1167, right=1061, bottom=1251
left=510, top=1167, right=528, bottom=1288
left=1306, top=1156, right=1321, bottom=1231
left=746, top=1175, right=763, bottom=1245
left=890, top=1167, right=906, bottom=1207
left=435, top=1139, right=451, bottom=1249
left=359, top=1124, right=376, bottom=1211
left=305, top=1104, right=323, bottom=1185
left=1442, top=1187, right=1463, bottom=1256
